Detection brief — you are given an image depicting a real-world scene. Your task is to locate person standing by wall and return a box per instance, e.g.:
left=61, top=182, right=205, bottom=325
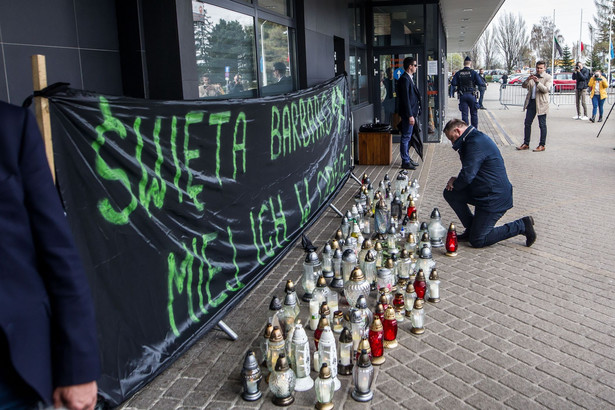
left=517, top=61, right=552, bottom=152
left=0, top=101, right=100, bottom=409
left=588, top=70, right=609, bottom=123
left=478, top=68, right=488, bottom=109
left=396, top=56, right=421, bottom=170
left=572, top=62, right=590, bottom=120
left=451, top=57, right=484, bottom=129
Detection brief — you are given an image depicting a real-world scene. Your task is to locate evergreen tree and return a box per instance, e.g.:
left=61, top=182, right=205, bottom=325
left=586, top=47, right=605, bottom=72
left=560, top=46, right=574, bottom=71
left=593, top=0, right=615, bottom=43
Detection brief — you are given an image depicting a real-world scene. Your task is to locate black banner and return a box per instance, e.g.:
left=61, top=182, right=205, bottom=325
left=48, top=76, right=351, bottom=406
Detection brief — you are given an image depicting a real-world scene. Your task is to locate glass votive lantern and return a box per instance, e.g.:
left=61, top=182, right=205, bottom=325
left=341, top=249, right=357, bottom=284
left=428, top=207, right=447, bottom=248
left=313, top=276, right=331, bottom=306
left=260, top=323, right=273, bottom=366
left=349, top=308, right=363, bottom=354
left=393, top=287, right=405, bottom=322
left=284, top=280, right=301, bottom=319
left=314, top=326, right=341, bottom=391
left=357, top=337, right=372, bottom=362
left=340, top=216, right=350, bottom=238
left=290, top=322, right=313, bottom=392
left=386, top=225, right=398, bottom=252
left=413, top=269, right=427, bottom=300
left=368, top=317, right=385, bottom=365
left=427, top=269, right=441, bottom=303
left=327, top=292, right=338, bottom=323
left=330, top=248, right=344, bottom=290
left=344, top=267, right=370, bottom=309
left=355, top=295, right=373, bottom=333
left=383, top=306, right=398, bottom=348
left=358, top=239, right=373, bottom=273
left=337, top=326, right=353, bottom=375
left=414, top=244, right=436, bottom=277
left=446, top=222, right=458, bottom=256
left=404, top=283, right=417, bottom=319
left=398, top=249, right=412, bottom=281
left=410, top=298, right=425, bottom=334
left=332, top=310, right=344, bottom=333
left=309, top=298, right=320, bottom=331
left=302, top=250, right=320, bottom=302
left=417, top=231, right=431, bottom=254
left=351, top=349, right=374, bottom=402
left=241, top=350, right=263, bottom=401
left=374, top=196, right=389, bottom=240
left=267, top=326, right=286, bottom=374
left=315, top=363, right=335, bottom=410
left=363, top=250, right=377, bottom=290
left=270, top=353, right=296, bottom=406
left=390, top=194, right=404, bottom=222
left=321, top=242, right=333, bottom=278
left=374, top=242, right=384, bottom=267
left=376, top=267, right=394, bottom=293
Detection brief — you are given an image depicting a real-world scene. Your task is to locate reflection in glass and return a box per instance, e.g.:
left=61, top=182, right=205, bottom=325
left=259, top=19, right=295, bottom=95
left=259, top=0, right=292, bottom=17
left=192, top=1, right=256, bottom=98
left=372, top=5, right=424, bottom=47
left=349, top=47, right=368, bottom=105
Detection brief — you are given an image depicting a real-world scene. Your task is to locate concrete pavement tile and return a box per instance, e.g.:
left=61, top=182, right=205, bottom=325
left=122, top=387, right=165, bottom=409
left=411, top=378, right=448, bottom=403
left=461, top=326, right=490, bottom=341
left=409, top=357, right=446, bottom=381
left=467, top=358, right=507, bottom=379
left=504, top=395, right=544, bottom=410
left=598, top=387, right=615, bottom=406
left=421, top=349, right=455, bottom=368
left=435, top=395, right=475, bottom=409
left=182, top=391, right=217, bottom=408
left=464, top=392, right=507, bottom=410
left=499, top=373, right=543, bottom=398
left=509, top=363, right=548, bottom=384
left=434, top=374, right=476, bottom=399
left=447, top=347, right=478, bottom=364
left=477, top=348, right=517, bottom=369
left=474, top=379, right=514, bottom=401
left=422, top=333, right=456, bottom=352
left=150, top=397, right=181, bottom=409
left=163, top=377, right=199, bottom=399
left=444, top=362, right=483, bottom=384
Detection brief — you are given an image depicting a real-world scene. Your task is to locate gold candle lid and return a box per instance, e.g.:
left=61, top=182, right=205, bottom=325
left=358, top=337, right=371, bottom=353
left=270, top=326, right=283, bottom=342
left=361, top=239, right=373, bottom=250
left=349, top=267, right=365, bottom=282
left=429, top=269, right=439, bottom=281
left=319, top=363, right=331, bottom=379
left=416, top=269, right=426, bottom=281
left=384, top=306, right=396, bottom=320
left=375, top=303, right=385, bottom=316
left=370, top=316, right=383, bottom=332
left=285, top=280, right=295, bottom=293
left=385, top=258, right=394, bottom=269
left=331, top=239, right=339, bottom=250
left=405, top=283, right=415, bottom=293
left=317, top=275, right=327, bottom=288
left=413, top=298, right=424, bottom=309
left=407, top=233, right=416, bottom=243
left=374, top=242, right=383, bottom=252
left=317, top=316, right=330, bottom=330
left=263, top=323, right=273, bottom=338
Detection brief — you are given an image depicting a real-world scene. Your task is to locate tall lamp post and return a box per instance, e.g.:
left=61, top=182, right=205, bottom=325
left=608, top=11, right=613, bottom=86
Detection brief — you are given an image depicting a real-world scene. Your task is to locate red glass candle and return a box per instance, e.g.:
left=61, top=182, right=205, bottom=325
left=446, top=222, right=458, bottom=256
left=407, top=201, right=417, bottom=218
left=314, top=316, right=329, bottom=349
left=413, top=269, right=427, bottom=300
left=368, top=317, right=385, bottom=364
left=382, top=306, right=398, bottom=348
left=393, top=292, right=405, bottom=315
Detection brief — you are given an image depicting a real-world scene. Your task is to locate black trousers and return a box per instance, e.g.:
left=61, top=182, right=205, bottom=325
left=523, top=99, right=547, bottom=146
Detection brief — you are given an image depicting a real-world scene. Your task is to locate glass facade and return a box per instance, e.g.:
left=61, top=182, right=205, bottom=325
left=192, top=1, right=295, bottom=98
left=373, top=5, right=424, bottom=47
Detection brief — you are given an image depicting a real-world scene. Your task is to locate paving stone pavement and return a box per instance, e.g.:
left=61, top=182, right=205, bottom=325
left=120, top=86, right=615, bottom=409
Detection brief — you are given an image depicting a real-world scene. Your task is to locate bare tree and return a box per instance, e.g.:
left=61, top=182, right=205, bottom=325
left=530, top=16, right=565, bottom=61
left=469, top=43, right=481, bottom=68
left=479, top=27, right=496, bottom=69
left=495, top=12, right=530, bottom=72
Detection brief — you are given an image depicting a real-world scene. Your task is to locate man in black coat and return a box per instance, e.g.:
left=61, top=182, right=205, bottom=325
left=572, top=61, right=590, bottom=120
left=396, top=56, right=422, bottom=169
left=442, top=118, right=536, bottom=248
left=0, top=101, right=100, bottom=409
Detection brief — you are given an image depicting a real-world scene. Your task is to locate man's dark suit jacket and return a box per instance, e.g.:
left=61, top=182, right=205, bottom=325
left=0, top=101, right=100, bottom=404
left=396, top=71, right=421, bottom=120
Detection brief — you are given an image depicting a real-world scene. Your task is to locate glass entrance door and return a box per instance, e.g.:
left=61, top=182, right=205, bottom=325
left=374, top=52, right=420, bottom=133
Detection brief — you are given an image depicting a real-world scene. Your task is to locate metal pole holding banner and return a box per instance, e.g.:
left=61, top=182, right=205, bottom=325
left=217, top=320, right=238, bottom=341
left=31, top=54, right=55, bottom=183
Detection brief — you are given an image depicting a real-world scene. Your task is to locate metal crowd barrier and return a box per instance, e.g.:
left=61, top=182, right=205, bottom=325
left=499, top=83, right=615, bottom=108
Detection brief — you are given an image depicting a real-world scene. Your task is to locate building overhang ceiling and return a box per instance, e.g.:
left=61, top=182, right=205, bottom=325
left=440, top=0, right=506, bottom=53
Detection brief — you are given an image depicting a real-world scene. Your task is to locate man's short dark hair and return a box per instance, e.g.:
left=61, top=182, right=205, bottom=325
left=444, top=119, right=467, bottom=134
left=403, top=57, right=416, bottom=71
left=273, top=62, right=286, bottom=73
left=536, top=61, right=546, bottom=67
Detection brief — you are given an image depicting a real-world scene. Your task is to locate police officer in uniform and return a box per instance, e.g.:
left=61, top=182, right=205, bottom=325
left=452, top=56, right=485, bottom=128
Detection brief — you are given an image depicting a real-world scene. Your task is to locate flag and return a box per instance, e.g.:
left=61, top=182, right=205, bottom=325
left=554, top=36, right=563, bottom=57
left=611, top=42, right=614, bottom=60
left=581, top=42, right=584, bottom=52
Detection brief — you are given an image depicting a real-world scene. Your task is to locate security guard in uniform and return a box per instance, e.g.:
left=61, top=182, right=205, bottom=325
left=452, top=56, right=485, bottom=129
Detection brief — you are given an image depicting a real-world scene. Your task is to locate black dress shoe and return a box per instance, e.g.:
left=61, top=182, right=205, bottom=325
left=401, top=162, right=416, bottom=170
left=409, top=158, right=419, bottom=167
left=522, top=216, right=536, bottom=247
left=457, top=230, right=470, bottom=242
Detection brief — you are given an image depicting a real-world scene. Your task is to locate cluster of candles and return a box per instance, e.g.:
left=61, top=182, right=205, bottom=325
left=240, top=172, right=459, bottom=407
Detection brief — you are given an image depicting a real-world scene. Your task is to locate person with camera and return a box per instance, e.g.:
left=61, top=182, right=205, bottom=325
left=572, top=62, right=590, bottom=120
left=588, top=70, right=609, bottom=123
left=517, top=61, right=552, bottom=152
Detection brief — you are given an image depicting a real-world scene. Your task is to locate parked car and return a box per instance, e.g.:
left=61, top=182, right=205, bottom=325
left=508, top=74, right=529, bottom=85
left=553, top=72, right=575, bottom=92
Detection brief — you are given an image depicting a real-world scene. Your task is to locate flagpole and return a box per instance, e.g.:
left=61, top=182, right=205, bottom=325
left=578, top=9, right=583, bottom=61
left=608, top=10, right=613, bottom=86
left=551, top=9, right=556, bottom=75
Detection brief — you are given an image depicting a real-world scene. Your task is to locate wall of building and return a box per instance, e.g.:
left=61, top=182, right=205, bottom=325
left=0, top=0, right=123, bottom=105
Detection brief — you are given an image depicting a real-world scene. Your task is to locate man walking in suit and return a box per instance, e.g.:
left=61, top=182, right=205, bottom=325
left=396, top=56, right=421, bottom=170
left=0, top=101, right=100, bottom=409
